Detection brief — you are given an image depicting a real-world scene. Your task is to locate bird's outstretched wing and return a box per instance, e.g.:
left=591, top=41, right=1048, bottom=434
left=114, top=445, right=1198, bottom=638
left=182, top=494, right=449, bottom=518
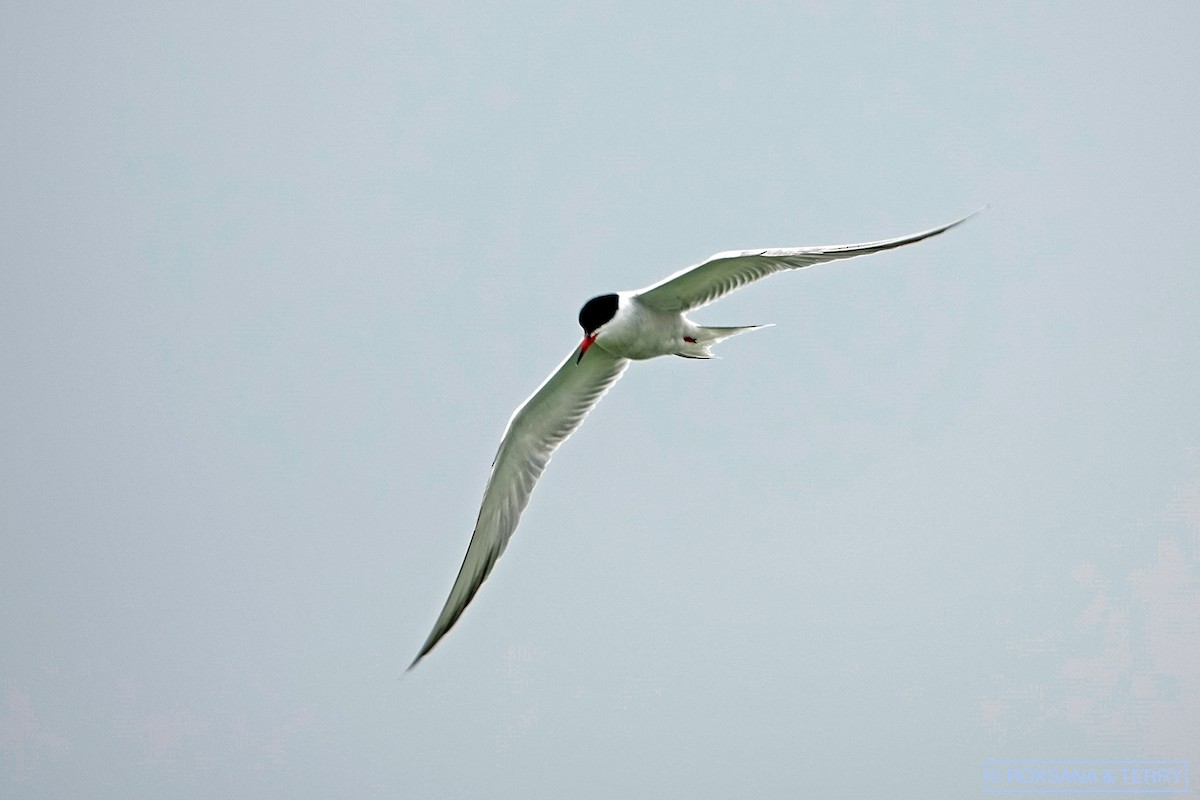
left=635, top=212, right=977, bottom=313
left=410, top=343, right=629, bottom=668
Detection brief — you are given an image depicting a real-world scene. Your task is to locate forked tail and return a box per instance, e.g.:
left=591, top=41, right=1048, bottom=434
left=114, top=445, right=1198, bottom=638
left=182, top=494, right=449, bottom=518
left=675, top=324, right=773, bottom=359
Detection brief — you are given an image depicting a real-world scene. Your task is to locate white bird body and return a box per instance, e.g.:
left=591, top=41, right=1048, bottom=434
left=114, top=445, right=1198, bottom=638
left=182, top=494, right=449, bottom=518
left=410, top=212, right=978, bottom=668
left=591, top=292, right=749, bottom=360
left=593, top=292, right=680, bottom=360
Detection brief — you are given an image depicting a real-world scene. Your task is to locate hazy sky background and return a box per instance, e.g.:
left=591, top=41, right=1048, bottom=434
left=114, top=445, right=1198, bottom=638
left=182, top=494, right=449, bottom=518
left=3, top=2, right=1199, bottom=797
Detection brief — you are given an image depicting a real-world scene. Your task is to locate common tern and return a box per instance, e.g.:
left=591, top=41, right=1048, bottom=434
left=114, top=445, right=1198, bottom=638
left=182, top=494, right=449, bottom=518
left=411, top=212, right=975, bottom=668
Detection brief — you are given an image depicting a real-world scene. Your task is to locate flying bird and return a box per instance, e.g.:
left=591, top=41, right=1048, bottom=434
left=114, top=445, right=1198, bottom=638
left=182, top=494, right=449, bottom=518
left=411, top=212, right=976, bottom=668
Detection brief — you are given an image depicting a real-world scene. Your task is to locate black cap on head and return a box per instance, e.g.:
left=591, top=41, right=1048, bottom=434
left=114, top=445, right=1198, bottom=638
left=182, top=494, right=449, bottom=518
left=578, top=294, right=619, bottom=334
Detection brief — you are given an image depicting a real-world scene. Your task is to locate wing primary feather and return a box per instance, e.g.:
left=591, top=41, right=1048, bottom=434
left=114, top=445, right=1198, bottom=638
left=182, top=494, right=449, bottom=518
left=409, top=344, right=628, bottom=669
left=635, top=210, right=980, bottom=313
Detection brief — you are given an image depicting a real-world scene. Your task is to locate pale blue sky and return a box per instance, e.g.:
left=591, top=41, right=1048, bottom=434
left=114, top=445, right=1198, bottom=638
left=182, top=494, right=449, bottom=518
left=2, top=2, right=1198, bottom=798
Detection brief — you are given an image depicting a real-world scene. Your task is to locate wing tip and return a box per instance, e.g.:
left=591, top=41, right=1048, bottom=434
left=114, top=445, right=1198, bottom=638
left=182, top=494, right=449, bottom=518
left=914, top=206, right=987, bottom=239
left=407, top=632, right=438, bottom=671
left=945, top=205, right=989, bottom=231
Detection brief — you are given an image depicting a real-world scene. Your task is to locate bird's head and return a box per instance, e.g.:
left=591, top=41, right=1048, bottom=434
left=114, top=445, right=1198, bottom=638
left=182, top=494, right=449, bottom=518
left=576, top=293, right=619, bottom=364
